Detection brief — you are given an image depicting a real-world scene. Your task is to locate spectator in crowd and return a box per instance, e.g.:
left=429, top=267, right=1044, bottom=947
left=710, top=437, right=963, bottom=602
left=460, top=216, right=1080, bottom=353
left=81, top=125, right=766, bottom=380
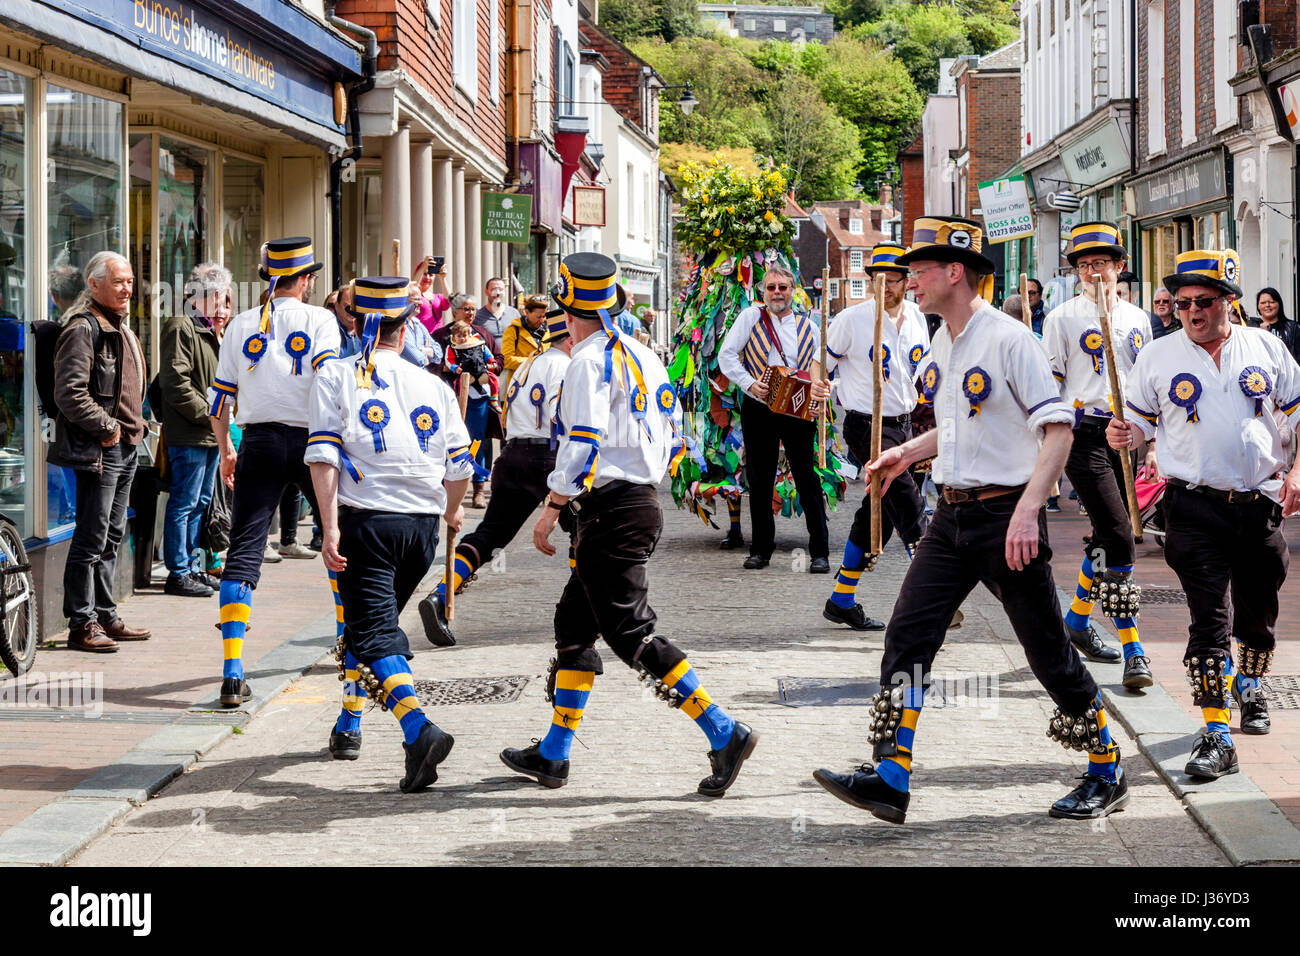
left=434, top=295, right=503, bottom=382
left=49, top=264, right=84, bottom=318
left=1000, top=293, right=1024, bottom=324
left=52, top=251, right=150, bottom=652
left=445, top=319, right=499, bottom=508
left=1026, top=278, right=1046, bottom=335
left=638, top=307, right=657, bottom=347
left=1115, top=270, right=1138, bottom=303
left=412, top=255, right=452, bottom=335
left=474, top=276, right=520, bottom=342
left=402, top=284, right=444, bottom=369
left=325, top=287, right=361, bottom=358
left=501, top=293, right=548, bottom=393
left=616, top=287, right=641, bottom=337
left=159, top=262, right=227, bottom=597
left=1149, top=287, right=1180, bottom=339
left=273, top=483, right=319, bottom=559
left=1250, top=287, right=1300, bottom=363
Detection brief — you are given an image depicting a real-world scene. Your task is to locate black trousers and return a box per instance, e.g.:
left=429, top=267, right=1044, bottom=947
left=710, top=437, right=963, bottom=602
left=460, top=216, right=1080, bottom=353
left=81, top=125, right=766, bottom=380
left=63, top=443, right=137, bottom=628
left=551, top=481, right=685, bottom=679
left=1063, top=423, right=1135, bottom=567
left=880, top=496, right=1099, bottom=716
left=337, top=508, right=440, bottom=663
left=1162, top=486, right=1289, bottom=660
left=843, top=411, right=927, bottom=550
left=278, top=480, right=320, bottom=546
left=740, top=395, right=829, bottom=559
left=222, top=423, right=312, bottom=587
left=457, top=439, right=555, bottom=571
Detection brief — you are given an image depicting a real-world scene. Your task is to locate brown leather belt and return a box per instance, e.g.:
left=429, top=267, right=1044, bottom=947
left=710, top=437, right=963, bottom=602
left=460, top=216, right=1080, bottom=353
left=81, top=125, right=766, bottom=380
left=939, top=484, right=1026, bottom=505
left=1165, top=477, right=1263, bottom=504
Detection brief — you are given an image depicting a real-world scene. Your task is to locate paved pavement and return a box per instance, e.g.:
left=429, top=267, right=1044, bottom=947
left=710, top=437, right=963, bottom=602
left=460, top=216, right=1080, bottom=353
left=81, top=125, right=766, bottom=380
left=58, top=483, right=1232, bottom=866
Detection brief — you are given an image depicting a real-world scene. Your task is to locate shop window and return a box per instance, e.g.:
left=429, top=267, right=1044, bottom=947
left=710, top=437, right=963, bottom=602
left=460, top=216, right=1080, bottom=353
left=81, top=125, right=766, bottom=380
left=158, top=137, right=209, bottom=316
left=850, top=278, right=866, bottom=299
left=0, top=69, right=28, bottom=536
left=47, top=84, right=125, bottom=536
left=222, top=155, right=265, bottom=299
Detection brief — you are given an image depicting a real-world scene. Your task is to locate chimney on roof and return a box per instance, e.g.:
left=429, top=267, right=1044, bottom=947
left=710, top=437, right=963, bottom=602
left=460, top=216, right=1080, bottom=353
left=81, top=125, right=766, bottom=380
left=878, top=181, right=893, bottom=209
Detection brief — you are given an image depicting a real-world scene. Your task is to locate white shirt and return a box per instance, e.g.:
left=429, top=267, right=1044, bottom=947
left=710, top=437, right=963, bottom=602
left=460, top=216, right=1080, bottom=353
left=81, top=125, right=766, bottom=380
left=210, top=297, right=342, bottom=428
left=1043, top=294, right=1153, bottom=419
left=926, top=304, right=1075, bottom=489
left=717, top=305, right=823, bottom=393
left=825, top=299, right=930, bottom=417
left=305, top=349, right=475, bottom=514
left=505, top=346, right=569, bottom=440
left=1124, top=326, right=1300, bottom=500
left=549, top=331, right=682, bottom=495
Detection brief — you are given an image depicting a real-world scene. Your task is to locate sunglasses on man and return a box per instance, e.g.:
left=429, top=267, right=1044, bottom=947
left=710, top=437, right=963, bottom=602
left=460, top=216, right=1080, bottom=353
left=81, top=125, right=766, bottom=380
left=1174, top=295, right=1223, bottom=311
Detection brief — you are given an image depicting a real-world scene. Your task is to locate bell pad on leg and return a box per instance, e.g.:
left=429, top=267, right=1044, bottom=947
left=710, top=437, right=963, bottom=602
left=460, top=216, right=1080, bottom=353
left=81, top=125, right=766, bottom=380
left=869, top=686, right=907, bottom=759
left=1237, top=645, right=1273, bottom=679
left=1046, top=705, right=1118, bottom=757
left=1186, top=656, right=1230, bottom=707
left=1088, top=569, right=1141, bottom=618
left=635, top=663, right=685, bottom=708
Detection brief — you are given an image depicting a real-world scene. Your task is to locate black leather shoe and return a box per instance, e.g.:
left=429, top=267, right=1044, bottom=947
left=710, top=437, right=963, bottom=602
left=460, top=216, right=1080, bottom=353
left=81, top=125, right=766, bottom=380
left=418, top=593, right=456, bottom=647
left=1184, top=731, right=1239, bottom=779
left=1049, top=769, right=1130, bottom=819
left=328, top=730, right=362, bottom=761
left=1066, top=624, right=1122, bottom=662
left=699, top=722, right=759, bottom=796
left=194, top=572, right=222, bottom=591
left=309, top=531, right=323, bottom=552
left=822, top=599, right=885, bottom=631
left=1232, top=681, right=1271, bottom=735
left=743, top=555, right=769, bottom=570
left=400, top=722, right=455, bottom=793
left=812, top=764, right=909, bottom=824
left=219, top=677, right=252, bottom=707
left=719, top=532, right=745, bottom=550
left=165, top=573, right=212, bottom=597
left=1122, top=654, right=1154, bottom=689
left=809, top=557, right=831, bottom=574
left=500, top=740, right=569, bottom=789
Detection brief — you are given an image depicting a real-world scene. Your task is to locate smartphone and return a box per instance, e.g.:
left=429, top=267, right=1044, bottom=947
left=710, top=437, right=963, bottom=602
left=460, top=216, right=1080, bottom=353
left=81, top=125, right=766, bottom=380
left=427, top=256, right=445, bottom=276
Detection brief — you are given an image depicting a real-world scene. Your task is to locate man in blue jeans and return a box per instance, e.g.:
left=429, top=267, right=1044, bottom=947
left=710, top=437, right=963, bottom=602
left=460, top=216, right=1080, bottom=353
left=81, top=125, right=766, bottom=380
left=160, top=263, right=228, bottom=596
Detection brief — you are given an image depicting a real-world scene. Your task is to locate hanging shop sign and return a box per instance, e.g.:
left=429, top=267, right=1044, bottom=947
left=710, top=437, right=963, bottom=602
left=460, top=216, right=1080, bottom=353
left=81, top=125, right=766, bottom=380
left=977, top=175, right=1035, bottom=243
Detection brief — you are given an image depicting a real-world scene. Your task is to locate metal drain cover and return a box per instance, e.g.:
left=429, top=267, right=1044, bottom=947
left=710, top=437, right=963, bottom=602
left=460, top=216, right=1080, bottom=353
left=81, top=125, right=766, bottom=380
left=1138, top=586, right=1186, bottom=605
left=776, top=677, right=952, bottom=708
left=414, top=676, right=530, bottom=706
left=1261, top=675, right=1300, bottom=710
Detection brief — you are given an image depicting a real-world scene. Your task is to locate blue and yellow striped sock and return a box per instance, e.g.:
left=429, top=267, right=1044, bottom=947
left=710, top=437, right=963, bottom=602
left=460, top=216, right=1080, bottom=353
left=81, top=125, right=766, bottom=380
left=1106, top=564, right=1145, bottom=660
left=568, top=540, right=577, bottom=574
left=830, top=538, right=867, bottom=609
left=1087, top=693, right=1119, bottom=783
left=219, top=580, right=252, bottom=681
left=1063, top=554, right=1095, bottom=632
left=727, top=497, right=742, bottom=536
left=434, top=552, right=475, bottom=600
left=335, top=650, right=366, bottom=734
left=661, top=660, right=735, bottom=750
left=875, top=685, right=924, bottom=792
left=538, top=669, right=594, bottom=760
left=1200, top=657, right=1234, bottom=744
left=369, top=655, right=427, bottom=745
left=1234, top=641, right=1261, bottom=704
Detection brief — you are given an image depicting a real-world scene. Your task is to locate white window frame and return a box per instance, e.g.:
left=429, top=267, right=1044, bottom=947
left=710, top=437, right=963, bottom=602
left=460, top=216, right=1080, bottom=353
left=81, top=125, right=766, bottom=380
left=1179, top=0, right=1195, bottom=146
left=848, top=217, right=863, bottom=235
left=773, top=18, right=786, bottom=33
left=744, top=17, right=756, bottom=31
left=1213, top=0, right=1237, bottom=132
left=1147, top=1, right=1166, bottom=156
left=489, top=0, right=500, bottom=104
left=850, top=278, right=866, bottom=299
left=829, top=278, right=840, bottom=300
left=453, top=0, right=478, bottom=101
left=849, top=249, right=864, bottom=271
left=626, top=162, right=635, bottom=238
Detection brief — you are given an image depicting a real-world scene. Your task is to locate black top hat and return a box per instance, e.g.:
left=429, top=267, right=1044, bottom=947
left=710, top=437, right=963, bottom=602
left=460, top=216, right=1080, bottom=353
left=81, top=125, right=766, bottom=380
left=551, top=252, right=628, bottom=321
left=895, top=216, right=996, bottom=275
left=1162, top=249, right=1244, bottom=299
left=258, top=236, right=325, bottom=282
left=345, top=276, right=418, bottom=324
left=1065, top=221, right=1128, bottom=265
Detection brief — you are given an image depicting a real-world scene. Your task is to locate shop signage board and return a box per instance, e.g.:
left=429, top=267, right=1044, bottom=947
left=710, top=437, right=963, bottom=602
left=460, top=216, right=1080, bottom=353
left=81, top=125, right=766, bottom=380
left=481, top=192, right=533, bottom=245
left=977, top=175, right=1035, bottom=243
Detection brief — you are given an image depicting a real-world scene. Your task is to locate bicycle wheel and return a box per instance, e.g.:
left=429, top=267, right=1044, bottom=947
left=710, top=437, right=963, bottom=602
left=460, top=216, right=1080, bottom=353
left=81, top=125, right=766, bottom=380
left=0, top=518, right=38, bottom=676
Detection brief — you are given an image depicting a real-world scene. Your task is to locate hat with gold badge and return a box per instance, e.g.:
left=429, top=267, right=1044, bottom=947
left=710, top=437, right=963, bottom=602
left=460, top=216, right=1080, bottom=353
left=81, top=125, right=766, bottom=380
left=1162, top=249, right=1243, bottom=298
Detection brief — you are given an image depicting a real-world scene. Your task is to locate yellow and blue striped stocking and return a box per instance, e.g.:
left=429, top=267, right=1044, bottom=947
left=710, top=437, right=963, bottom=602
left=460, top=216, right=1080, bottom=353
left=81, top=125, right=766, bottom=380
left=434, top=550, right=476, bottom=600
left=661, top=660, right=735, bottom=750
left=336, top=650, right=367, bottom=734
left=538, top=670, right=594, bottom=760
left=727, top=496, right=742, bottom=537
left=830, top=538, right=867, bottom=609
left=369, top=655, right=427, bottom=745
left=219, top=580, right=252, bottom=680
left=876, top=685, right=923, bottom=792
left=1087, top=694, right=1120, bottom=783
left=1202, top=657, right=1234, bottom=744
left=1063, top=554, right=1096, bottom=631
left=1107, top=564, right=1145, bottom=660
left=1233, top=640, right=1260, bottom=707
left=568, top=540, right=577, bottom=575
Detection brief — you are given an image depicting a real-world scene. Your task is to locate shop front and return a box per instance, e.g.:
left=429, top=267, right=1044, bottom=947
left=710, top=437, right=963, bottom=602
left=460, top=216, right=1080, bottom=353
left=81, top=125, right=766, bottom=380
left=0, top=0, right=361, bottom=636
left=1058, top=110, right=1134, bottom=294
left=1129, top=149, right=1233, bottom=310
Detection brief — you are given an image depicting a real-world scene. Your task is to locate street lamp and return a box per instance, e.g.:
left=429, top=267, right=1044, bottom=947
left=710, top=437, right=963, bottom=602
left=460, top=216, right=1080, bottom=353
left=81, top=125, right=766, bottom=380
left=659, top=84, right=698, bottom=116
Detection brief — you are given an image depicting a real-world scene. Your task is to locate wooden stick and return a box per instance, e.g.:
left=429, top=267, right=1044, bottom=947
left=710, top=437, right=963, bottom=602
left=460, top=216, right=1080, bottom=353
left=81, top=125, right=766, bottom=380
left=818, top=266, right=830, bottom=469
left=391, top=239, right=400, bottom=276
left=444, top=370, right=472, bottom=621
left=870, top=272, right=885, bottom=555
left=1094, top=276, right=1144, bottom=543
left=1019, top=272, right=1031, bottom=329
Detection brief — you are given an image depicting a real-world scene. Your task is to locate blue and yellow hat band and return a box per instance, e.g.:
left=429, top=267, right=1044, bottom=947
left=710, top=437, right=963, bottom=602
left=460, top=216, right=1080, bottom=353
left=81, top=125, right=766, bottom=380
left=262, top=243, right=315, bottom=276
left=910, top=218, right=984, bottom=252
left=867, top=244, right=906, bottom=270
left=352, top=287, right=412, bottom=318
left=556, top=262, right=618, bottom=312
left=1164, top=248, right=1242, bottom=296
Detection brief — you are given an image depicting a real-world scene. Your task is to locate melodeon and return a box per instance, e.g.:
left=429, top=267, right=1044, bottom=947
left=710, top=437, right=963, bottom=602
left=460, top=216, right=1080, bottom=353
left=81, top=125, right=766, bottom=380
left=760, top=365, right=822, bottom=421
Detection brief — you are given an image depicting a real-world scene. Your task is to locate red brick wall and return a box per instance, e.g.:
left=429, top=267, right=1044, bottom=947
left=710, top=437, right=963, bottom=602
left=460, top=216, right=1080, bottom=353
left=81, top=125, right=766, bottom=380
left=579, top=21, right=648, bottom=132
left=965, top=71, right=1021, bottom=218
left=1262, top=0, right=1298, bottom=52
left=336, top=0, right=506, bottom=162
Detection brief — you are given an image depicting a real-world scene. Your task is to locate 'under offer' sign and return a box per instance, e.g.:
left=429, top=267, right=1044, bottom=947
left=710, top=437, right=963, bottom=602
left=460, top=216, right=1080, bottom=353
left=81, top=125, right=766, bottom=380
left=481, top=191, right=532, bottom=244
left=977, top=175, right=1034, bottom=244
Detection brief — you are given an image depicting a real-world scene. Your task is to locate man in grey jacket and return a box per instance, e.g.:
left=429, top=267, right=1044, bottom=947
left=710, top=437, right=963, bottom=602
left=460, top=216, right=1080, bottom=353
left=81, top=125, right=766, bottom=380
left=51, top=251, right=151, bottom=653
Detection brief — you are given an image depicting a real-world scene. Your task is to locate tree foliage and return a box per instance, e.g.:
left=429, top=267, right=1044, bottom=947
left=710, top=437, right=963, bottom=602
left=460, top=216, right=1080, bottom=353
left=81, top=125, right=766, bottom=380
left=632, top=37, right=769, bottom=149
left=853, top=1, right=1018, bottom=93
left=755, top=71, right=864, bottom=204
left=600, top=0, right=701, bottom=44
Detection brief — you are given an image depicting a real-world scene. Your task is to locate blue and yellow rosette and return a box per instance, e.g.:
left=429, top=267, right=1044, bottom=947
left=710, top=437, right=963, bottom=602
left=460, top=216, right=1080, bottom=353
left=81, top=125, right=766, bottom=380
left=1127, top=328, right=1145, bottom=361
left=529, top=383, right=546, bottom=428
left=1168, top=373, right=1202, bottom=423
left=359, top=398, right=390, bottom=451
left=410, top=405, right=439, bottom=452
left=1238, top=366, right=1272, bottom=417
left=869, top=343, right=892, bottom=382
left=1080, top=329, right=1105, bottom=374
left=243, top=332, right=268, bottom=369
left=919, top=361, right=940, bottom=405
left=963, top=366, right=991, bottom=417
left=284, top=330, right=312, bottom=376
left=555, top=264, right=574, bottom=309
left=908, top=343, right=925, bottom=375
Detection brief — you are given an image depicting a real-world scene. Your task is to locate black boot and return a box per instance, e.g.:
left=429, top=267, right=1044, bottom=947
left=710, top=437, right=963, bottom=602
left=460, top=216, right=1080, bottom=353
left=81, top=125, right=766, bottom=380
left=328, top=729, right=362, bottom=761
left=500, top=740, right=569, bottom=789
left=418, top=592, right=456, bottom=647
left=812, top=764, right=909, bottom=824
left=1184, top=731, right=1238, bottom=779
left=1065, top=624, right=1122, bottom=662
left=400, top=722, right=455, bottom=793
left=1232, top=680, right=1271, bottom=735
left=1122, top=654, right=1154, bottom=689
left=1049, top=769, right=1129, bottom=819
left=219, top=677, right=252, bottom=707
left=822, top=599, right=885, bottom=631
left=698, top=722, right=759, bottom=796
left=719, top=530, right=745, bottom=550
